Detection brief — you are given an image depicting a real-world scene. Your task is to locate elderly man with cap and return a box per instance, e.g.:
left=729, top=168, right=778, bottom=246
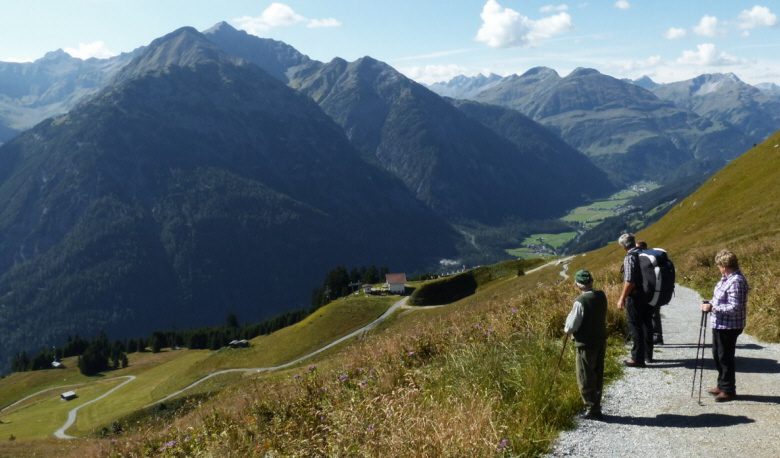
left=564, top=269, right=608, bottom=420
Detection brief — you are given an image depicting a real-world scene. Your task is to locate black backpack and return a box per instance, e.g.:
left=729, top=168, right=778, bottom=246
left=635, top=248, right=676, bottom=306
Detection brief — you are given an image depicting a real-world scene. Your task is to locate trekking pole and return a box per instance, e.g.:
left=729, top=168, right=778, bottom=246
left=697, top=312, right=709, bottom=404
left=691, top=310, right=706, bottom=398
left=551, top=333, right=570, bottom=385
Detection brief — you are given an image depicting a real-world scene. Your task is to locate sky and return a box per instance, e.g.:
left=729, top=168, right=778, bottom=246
left=1, top=1, right=779, bottom=86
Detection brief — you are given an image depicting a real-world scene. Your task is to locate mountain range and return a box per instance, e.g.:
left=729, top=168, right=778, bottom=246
left=0, top=23, right=618, bottom=372
left=0, top=27, right=463, bottom=371
left=429, top=67, right=757, bottom=184
left=646, top=73, right=780, bottom=144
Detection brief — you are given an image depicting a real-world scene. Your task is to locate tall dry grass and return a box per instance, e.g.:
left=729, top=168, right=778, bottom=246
left=100, top=271, right=625, bottom=458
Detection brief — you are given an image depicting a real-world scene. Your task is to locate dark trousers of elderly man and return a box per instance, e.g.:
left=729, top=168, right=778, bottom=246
left=627, top=295, right=654, bottom=364
left=576, top=341, right=606, bottom=417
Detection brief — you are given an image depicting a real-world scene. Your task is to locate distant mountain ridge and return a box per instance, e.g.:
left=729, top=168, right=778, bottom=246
left=0, top=48, right=138, bottom=143
left=648, top=73, right=780, bottom=143
left=428, top=67, right=752, bottom=184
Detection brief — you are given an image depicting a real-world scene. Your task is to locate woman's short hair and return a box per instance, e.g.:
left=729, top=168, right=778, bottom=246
left=618, top=233, right=635, bottom=250
left=714, top=250, right=739, bottom=270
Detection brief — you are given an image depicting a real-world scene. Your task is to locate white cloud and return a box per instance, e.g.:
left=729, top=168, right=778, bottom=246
left=693, top=15, right=725, bottom=37
left=614, top=1, right=630, bottom=10
left=2, top=57, right=34, bottom=63
left=664, top=27, right=687, bottom=39
left=608, top=55, right=663, bottom=73
left=737, top=5, right=778, bottom=29
left=475, top=0, right=573, bottom=48
left=308, top=18, right=341, bottom=28
left=540, top=4, right=568, bottom=13
left=234, top=3, right=339, bottom=35
left=63, top=41, right=116, bottom=59
left=676, top=43, right=741, bottom=66
left=399, top=64, right=472, bottom=85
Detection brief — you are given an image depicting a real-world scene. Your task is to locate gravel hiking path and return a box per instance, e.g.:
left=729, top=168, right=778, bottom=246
left=546, top=284, right=780, bottom=458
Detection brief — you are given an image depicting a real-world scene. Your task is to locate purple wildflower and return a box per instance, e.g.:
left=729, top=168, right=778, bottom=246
left=158, top=440, right=177, bottom=452
left=510, top=307, right=517, bottom=314
left=339, top=374, right=348, bottom=382
left=497, top=439, right=509, bottom=452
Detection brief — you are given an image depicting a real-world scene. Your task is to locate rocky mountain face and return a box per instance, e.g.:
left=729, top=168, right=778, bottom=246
left=430, top=67, right=752, bottom=184
left=0, top=27, right=458, bottom=371
left=649, top=73, right=780, bottom=144
left=0, top=49, right=137, bottom=144
left=202, top=21, right=320, bottom=83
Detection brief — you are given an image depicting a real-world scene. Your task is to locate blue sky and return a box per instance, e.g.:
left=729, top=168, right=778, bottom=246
left=2, top=1, right=779, bottom=85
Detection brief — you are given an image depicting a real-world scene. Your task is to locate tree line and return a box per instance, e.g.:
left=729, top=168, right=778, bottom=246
left=11, top=264, right=389, bottom=377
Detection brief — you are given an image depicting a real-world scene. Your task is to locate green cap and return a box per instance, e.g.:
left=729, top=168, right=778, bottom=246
left=575, top=270, right=593, bottom=284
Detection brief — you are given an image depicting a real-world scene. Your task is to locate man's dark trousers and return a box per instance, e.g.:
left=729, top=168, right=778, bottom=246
left=576, top=340, right=606, bottom=413
left=712, top=328, right=742, bottom=395
left=627, top=296, right=653, bottom=363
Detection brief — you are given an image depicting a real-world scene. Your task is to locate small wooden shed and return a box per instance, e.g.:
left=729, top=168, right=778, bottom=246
left=61, top=391, right=77, bottom=401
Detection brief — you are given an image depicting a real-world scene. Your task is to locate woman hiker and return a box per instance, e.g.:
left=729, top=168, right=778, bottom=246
left=701, top=249, right=748, bottom=402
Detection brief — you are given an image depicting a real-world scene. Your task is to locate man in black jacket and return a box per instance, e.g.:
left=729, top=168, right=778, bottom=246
left=617, top=233, right=653, bottom=367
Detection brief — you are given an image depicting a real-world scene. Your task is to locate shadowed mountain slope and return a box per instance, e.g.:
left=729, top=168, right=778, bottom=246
left=448, top=98, right=615, bottom=200
left=0, top=27, right=458, bottom=372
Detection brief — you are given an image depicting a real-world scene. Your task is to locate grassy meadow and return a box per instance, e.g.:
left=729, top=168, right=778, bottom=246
left=87, top=262, right=626, bottom=458
left=0, top=295, right=396, bottom=442
left=561, top=182, right=658, bottom=229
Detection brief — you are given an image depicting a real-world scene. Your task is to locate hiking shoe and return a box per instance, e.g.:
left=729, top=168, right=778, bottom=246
left=623, top=359, right=646, bottom=368
left=653, top=336, right=664, bottom=345
left=708, top=387, right=722, bottom=396
left=579, top=410, right=604, bottom=421
left=715, top=392, right=736, bottom=402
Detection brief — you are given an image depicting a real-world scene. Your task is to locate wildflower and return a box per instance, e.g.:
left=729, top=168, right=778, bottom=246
left=497, top=439, right=509, bottom=452
left=339, top=374, right=348, bottom=382
left=407, top=351, right=414, bottom=355
left=510, top=307, right=517, bottom=314
left=367, top=424, right=374, bottom=433
left=308, top=365, right=317, bottom=372
left=294, top=374, right=301, bottom=379
left=158, top=440, right=177, bottom=452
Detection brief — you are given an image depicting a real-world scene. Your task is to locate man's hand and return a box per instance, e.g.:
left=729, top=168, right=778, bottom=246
left=701, top=301, right=712, bottom=312
left=617, top=297, right=625, bottom=311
